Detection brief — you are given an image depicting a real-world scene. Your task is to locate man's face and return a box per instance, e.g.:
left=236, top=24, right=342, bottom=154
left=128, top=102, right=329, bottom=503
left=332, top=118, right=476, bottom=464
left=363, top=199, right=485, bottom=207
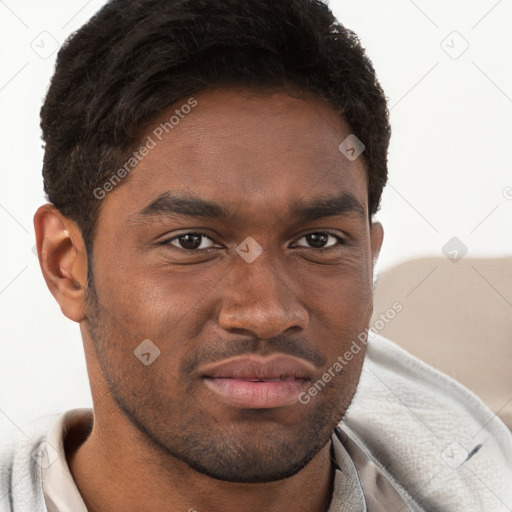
left=84, top=87, right=382, bottom=483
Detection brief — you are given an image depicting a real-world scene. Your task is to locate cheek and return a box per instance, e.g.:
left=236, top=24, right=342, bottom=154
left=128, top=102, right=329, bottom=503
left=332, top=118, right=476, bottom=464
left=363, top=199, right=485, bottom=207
left=295, top=253, right=374, bottom=310
left=93, top=263, right=230, bottom=360
left=297, top=257, right=373, bottom=369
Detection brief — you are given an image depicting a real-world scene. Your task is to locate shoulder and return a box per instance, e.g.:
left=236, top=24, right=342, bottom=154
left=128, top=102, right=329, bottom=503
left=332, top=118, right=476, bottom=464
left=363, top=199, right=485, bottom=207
left=0, top=413, right=60, bottom=512
left=343, top=333, right=512, bottom=511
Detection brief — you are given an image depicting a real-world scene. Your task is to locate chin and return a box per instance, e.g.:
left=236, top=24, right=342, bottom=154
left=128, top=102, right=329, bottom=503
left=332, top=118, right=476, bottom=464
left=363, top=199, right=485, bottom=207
left=182, top=454, right=312, bottom=484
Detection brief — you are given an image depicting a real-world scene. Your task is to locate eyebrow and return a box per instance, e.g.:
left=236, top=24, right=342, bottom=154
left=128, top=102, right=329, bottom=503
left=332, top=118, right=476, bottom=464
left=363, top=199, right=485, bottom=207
left=291, top=193, right=366, bottom=223
left=136, top=192, right=232, bottom=220
left=132, top=191, right=366, bottom=223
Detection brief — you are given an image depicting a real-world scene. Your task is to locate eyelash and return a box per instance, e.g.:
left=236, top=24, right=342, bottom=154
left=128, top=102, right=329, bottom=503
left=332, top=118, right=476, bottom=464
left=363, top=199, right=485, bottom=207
left=161, top=231, right=346, bottom=252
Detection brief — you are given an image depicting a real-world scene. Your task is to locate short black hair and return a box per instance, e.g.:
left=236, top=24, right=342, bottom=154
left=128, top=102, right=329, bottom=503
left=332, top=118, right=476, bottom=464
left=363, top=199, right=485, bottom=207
left=40, top=0, right=391, bottom=249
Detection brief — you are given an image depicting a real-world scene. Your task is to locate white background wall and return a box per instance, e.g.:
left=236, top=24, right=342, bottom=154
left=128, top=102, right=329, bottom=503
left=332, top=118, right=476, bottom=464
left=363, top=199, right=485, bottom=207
left=1, top=0, right=511, bottom=434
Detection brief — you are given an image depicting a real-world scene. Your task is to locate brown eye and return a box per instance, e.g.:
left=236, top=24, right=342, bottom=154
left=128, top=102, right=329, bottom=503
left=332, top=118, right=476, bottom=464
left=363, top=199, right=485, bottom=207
left=167, top=233, right=218, bottom=251
left=294, top=232, right=344, bottom=249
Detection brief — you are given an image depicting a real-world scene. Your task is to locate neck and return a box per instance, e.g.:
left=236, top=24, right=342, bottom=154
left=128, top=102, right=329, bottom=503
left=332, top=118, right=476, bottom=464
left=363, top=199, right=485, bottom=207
left=67, top=406, right=335, bottom=512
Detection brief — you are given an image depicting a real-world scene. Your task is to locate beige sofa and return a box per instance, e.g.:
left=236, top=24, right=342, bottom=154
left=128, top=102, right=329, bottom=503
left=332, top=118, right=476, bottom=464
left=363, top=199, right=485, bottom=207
left=371, top=256, right=512, bottom=429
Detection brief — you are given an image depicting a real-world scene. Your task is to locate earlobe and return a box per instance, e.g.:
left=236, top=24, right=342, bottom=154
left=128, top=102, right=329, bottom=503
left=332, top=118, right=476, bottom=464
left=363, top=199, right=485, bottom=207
left=33, top=204, right=88, bottom=323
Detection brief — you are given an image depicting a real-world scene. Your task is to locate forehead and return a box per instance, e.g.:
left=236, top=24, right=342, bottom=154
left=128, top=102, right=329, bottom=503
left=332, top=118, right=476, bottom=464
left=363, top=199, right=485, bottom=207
left=103, top=87, right=369, bottom=222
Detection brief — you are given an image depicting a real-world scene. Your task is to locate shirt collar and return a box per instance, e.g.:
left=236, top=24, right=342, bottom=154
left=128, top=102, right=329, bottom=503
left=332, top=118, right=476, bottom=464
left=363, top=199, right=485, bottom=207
left=328, top=427, right=367, bottom=511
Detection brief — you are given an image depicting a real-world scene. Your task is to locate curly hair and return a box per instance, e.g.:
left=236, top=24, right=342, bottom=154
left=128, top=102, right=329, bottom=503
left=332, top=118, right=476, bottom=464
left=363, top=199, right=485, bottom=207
left=40, top=0, right=391, bottom=249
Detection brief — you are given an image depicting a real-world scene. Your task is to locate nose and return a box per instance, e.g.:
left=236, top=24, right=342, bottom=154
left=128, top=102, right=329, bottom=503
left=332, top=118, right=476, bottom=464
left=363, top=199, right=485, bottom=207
left=217, top=252, right=309, bottom=339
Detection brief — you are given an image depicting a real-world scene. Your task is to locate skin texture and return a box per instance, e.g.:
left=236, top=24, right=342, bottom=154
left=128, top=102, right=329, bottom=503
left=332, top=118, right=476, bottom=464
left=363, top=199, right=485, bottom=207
left=34, top=87, right=383, bottom=512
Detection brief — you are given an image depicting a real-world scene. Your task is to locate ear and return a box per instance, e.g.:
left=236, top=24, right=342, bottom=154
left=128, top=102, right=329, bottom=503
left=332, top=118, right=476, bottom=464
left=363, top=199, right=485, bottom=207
left=369, top=220, right=384, bottom=267
left=33, top=204, right=88, bottom=322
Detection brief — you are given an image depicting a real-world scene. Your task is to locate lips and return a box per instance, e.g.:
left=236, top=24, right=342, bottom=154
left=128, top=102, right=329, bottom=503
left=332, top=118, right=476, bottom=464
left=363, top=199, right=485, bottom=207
left=199, top=355, right=315, bottom=409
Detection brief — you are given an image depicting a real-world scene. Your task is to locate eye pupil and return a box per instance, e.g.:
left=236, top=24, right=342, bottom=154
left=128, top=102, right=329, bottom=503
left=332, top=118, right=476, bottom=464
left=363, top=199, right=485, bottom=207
left=179, top=234, right=202, bottom=250
left=307, top=233, right=328, bottom=248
